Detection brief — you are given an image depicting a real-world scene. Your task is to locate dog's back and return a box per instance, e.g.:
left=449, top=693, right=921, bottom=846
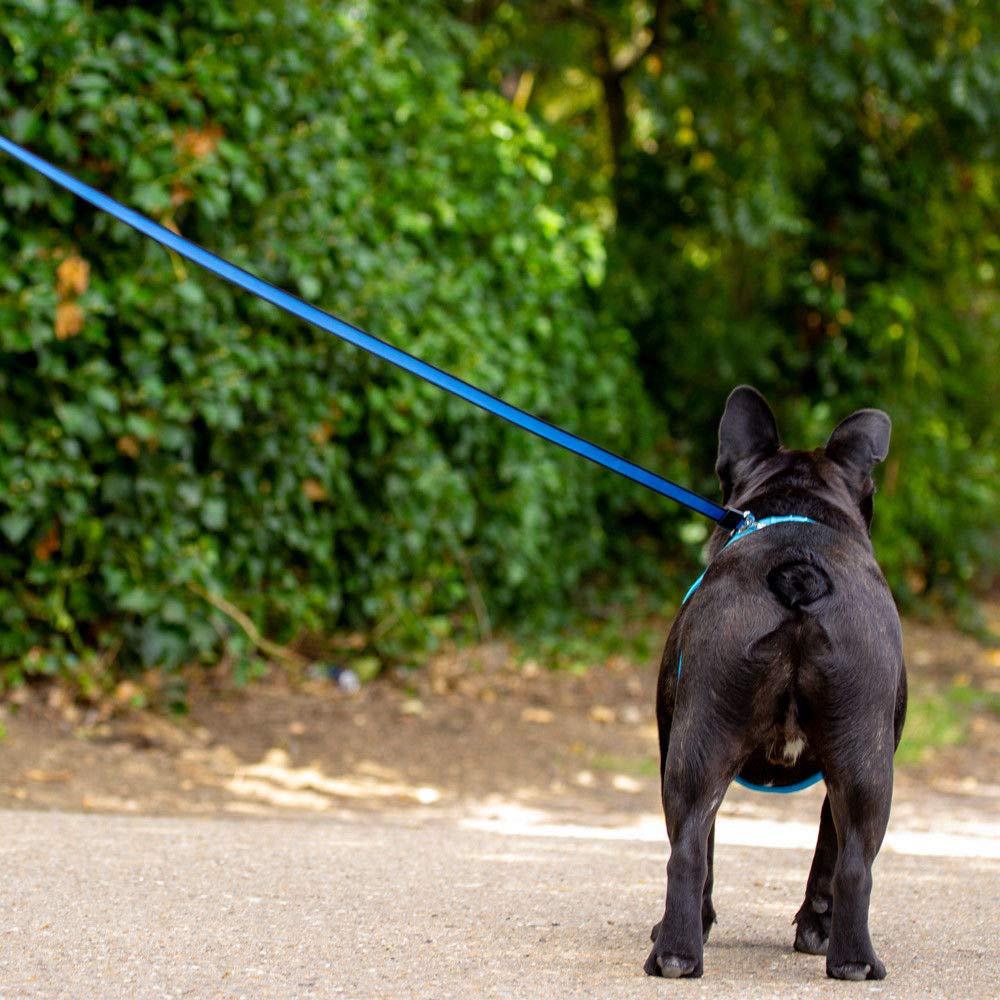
left=668, top=521, right=902, bottom=789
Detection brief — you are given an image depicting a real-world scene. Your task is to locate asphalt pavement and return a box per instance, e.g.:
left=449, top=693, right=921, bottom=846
left=1, top=805, right=997, bottom=999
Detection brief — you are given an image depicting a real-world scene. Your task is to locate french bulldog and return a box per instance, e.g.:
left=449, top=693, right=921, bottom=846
left=645, top=386, right=907, bottom=981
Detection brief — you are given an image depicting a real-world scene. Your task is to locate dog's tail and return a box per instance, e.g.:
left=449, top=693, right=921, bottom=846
left=767, top=550, right=832, bottom=610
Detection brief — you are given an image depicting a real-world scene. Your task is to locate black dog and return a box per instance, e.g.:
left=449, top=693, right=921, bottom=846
left=645, top=386, right=907, bottom=981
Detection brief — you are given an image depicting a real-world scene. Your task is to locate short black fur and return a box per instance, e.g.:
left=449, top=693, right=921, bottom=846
left=644, top=386, right=907, bottom=981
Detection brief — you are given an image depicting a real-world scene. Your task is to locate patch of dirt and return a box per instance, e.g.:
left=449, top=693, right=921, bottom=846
left=1, top=609, right=997, bottom=821
left=893, top=604, right=1000, bottom=791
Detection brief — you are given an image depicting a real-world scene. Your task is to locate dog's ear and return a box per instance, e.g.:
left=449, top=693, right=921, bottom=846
left=825, top=409, right=891, bottom=478
left=716, top=386, right=780, bottom=502
left=825, top=410, right=891, bottom=526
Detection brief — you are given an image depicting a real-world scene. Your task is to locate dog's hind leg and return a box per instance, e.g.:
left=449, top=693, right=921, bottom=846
left=818, top=732, right=894, bottom=981
left=645, top=722, right=737, bottom=979
left=793, top=795, right=836, bottom=954
left=650, top=820, right=716, bottom=946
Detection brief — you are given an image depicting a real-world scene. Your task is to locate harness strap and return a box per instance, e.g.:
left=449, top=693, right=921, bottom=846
left=681, top=514, right=817, bottom=606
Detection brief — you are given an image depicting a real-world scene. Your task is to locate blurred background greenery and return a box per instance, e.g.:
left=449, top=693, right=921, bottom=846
left=0, top=0, right=996, bottom=691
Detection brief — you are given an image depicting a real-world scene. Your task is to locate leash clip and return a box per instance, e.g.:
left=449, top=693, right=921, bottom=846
left=720, top=508, right=755, bottom=535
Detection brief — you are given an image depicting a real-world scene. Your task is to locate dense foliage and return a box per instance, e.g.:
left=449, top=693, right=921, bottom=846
left=0, top=0, right=996, bottom=686
left=456, top=0, right=999, bottom=606
left=0, top=0, right=652, bottom=684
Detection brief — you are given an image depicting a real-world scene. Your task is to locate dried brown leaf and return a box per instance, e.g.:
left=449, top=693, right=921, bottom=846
left=55, top=301, right=84, bottom=339
left=56, top=254, right=90, bottom=298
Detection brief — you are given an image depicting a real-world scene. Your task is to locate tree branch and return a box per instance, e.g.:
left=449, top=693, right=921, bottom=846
left=539, top=2, right=674, bottom=195
left=612, top=0, right=670, bottom=76
left=188, top=582, right=308, bottom=677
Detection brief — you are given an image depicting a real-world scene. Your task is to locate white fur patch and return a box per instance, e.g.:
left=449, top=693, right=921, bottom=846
left=783, top=737, right=806, bottom=763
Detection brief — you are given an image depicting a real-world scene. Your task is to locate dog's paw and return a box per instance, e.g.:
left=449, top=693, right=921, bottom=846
left=702, top=904, right=717, bottom=944
left=794, top=921, right=828, bottom=956
left=643, top=947, right=702, bottom=978
left=793, top=898, right=830, bottom=956
left=827, top=956, right=887, bottom=981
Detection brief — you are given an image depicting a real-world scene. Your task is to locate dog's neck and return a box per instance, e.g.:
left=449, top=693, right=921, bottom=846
left=715, top=447, right=876, bottom=558
left=709, top=490, right=874, bottom=558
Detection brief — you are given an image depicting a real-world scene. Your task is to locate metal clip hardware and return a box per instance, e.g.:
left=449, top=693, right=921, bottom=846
left=719, top=508, right=754, bottom=534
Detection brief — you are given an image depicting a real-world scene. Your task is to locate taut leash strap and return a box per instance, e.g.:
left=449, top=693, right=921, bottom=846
left=0, top=134, right=744, bottom=529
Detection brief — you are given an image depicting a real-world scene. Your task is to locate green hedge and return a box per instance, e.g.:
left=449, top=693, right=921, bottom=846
left=2, top=0, right=997, bottom=689
left=0, top=0, right=655, bottom=684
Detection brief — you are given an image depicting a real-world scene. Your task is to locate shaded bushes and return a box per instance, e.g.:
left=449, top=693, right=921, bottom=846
left=0, top=1, right=653, bottom=683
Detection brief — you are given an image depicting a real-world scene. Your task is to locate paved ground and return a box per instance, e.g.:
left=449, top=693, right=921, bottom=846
left=2, top=608, right=997, bottom=998
left=1, top=803, right=997, bottom=999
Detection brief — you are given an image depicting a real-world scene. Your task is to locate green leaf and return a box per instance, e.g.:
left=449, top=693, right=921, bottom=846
left=0, top=513, right=33, bottom=544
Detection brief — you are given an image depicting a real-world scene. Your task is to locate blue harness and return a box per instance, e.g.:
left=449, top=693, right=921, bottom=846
left=679, top=515, right=824, bottom=794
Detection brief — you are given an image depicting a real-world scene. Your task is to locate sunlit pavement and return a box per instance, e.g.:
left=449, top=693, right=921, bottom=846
left=1, top=805, right=996, bottom=999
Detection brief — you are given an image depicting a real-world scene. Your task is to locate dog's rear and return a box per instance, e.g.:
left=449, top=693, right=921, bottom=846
left=749, top=552, right=835, bottom=770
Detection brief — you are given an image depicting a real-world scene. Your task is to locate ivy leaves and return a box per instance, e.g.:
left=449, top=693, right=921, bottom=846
left=0, top=0, right=652, bottom=681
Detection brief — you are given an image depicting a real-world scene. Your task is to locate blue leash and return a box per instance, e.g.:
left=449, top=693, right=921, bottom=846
left=0, top=134, right=747, bottom=532
left=678, top=515, right=824, bottom=793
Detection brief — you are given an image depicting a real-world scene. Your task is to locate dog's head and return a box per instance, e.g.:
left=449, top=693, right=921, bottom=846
left=716, top=386, right=891, bottom=534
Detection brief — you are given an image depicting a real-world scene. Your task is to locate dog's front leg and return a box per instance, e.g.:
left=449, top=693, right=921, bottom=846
left=702, top=820, right=717, bottom=941
left=793, top=795, right=836, bottom=954
left=645, top=734, right=733, bottom=979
